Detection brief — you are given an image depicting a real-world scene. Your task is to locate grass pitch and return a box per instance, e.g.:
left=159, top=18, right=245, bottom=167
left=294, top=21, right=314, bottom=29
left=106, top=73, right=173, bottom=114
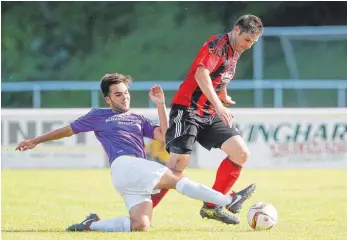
left=2, top=168, right=347, bottom=240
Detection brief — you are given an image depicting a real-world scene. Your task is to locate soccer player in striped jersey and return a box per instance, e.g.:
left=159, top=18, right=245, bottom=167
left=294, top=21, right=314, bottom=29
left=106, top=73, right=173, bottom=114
left=153, top=14, right=264, bottom=224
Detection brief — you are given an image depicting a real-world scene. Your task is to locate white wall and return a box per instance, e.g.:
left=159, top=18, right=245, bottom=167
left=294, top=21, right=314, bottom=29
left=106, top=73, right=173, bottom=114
left=2, top=108, right=347, bottom=169
left=194, top=108, right=347, bottom=169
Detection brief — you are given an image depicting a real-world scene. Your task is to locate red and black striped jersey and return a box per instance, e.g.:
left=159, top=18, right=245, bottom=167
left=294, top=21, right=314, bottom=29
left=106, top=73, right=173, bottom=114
left=171, top=33, right=240, bottom=117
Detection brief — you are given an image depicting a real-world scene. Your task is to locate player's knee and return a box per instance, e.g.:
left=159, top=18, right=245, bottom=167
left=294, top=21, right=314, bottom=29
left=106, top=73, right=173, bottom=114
left=228, top=149, right=250, bottom=166
left=170, top=170, right=184, bottom=184
left=156, top=169, right=184, bottom=189
left=239, top=149, right=250, bottom=165
left=131, top=216, right=151, bottom=232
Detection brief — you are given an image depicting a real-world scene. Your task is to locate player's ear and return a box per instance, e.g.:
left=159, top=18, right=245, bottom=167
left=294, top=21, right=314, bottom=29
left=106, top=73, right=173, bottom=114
left=104, top=96, right=112, bottom=105
left=234, top=26, right=241, bottom=35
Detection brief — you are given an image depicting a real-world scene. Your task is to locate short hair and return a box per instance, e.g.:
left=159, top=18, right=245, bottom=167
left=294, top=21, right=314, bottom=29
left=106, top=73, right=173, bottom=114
left=100, top=73, right=132, bottom=97
left=234, top=14, right=263, bottom=35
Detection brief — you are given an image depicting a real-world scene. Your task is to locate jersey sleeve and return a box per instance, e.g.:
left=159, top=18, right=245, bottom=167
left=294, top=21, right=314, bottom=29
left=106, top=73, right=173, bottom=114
left=70, top=109, right=99, bottom=134
left=196, top=37, right=224, bottom=73
left=141, top=116, right=159, bottom=139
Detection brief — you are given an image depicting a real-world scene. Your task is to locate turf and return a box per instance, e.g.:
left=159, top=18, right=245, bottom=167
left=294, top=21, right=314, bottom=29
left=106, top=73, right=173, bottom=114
left=2, top=168, right=347, bottom=240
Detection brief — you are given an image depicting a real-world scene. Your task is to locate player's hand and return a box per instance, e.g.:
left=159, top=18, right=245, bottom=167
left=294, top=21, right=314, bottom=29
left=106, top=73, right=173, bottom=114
left=15, top=139, right=37, bottom=151
left=219, top=89, right=236, bottom=107
left=215, top=104, right=234, bottom=128
left=220, top=95, right=236, bottom=107
left=149, top=85, right=165, bottom=105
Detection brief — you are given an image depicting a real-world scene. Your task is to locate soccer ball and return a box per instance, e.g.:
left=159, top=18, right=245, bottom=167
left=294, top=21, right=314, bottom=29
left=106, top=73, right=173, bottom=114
left=247, top=202, right=278, bottom=230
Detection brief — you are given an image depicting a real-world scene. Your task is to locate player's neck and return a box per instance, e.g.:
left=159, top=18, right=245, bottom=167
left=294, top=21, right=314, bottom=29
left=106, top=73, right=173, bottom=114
left=228, top=32, right=237, bottom=53
left=111, top=108, right=129, bottom=114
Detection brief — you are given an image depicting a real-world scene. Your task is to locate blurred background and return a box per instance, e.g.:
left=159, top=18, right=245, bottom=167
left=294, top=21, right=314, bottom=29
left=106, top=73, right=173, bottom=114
left=2, top=3, right=347, bottom=237
left=2, top=1, right=347, bottom=109
left=1, top=1, right=347, bottom=169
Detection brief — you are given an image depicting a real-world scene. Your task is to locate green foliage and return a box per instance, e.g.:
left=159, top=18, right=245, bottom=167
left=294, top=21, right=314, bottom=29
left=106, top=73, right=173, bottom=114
left=63, top=3, right=223, bottom=81
left=2, top=2, right=347, bottom=107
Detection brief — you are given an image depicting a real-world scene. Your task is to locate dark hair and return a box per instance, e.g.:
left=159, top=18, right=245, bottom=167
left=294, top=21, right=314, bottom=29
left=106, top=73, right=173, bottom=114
left=234, top=14, right=263, bottom=35
left=100, top=73, right=132, bottom=97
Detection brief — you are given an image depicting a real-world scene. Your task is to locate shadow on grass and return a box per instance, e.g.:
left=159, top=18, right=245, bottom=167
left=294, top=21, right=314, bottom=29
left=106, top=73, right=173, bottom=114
left=153, top=227, right=256, bottom=233
left=2, top=227, right=257, bottom=233
left=2, top=229, right=70, bottom=233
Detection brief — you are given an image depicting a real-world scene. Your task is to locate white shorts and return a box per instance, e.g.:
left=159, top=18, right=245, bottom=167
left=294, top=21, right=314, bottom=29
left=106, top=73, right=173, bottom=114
left=111, top=155, right=168, bottom=211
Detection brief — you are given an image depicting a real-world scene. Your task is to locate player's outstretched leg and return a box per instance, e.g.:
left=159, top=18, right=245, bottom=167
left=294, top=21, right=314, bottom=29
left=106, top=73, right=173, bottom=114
left=157, top=171, right=240, bottom=225
left=226, top=183, right=256, bottom=214
left=66, top=213, right=132, bottom=232
left=66, top=213, right=100, bottom=231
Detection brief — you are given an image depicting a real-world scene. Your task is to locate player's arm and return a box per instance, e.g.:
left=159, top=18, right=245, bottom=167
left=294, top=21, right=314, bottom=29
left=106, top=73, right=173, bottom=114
left=195, top=66, right=224, bottom=110
left=219, top=85, right=236, bottom=107
left=16, top=125, right=74, bottom=151
left=195, top=67, right=233, bottom=127
left=16, top=109, right=97, bottom=152
left=195, top=38, right=225, bottom=109
left=153, top=102, right=168, bottom=143
left=149, top=85, right=168, bottom=143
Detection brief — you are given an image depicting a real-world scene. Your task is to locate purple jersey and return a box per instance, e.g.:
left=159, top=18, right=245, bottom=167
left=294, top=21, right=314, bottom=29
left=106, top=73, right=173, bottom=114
left=70, top=108, right=159, bottom=165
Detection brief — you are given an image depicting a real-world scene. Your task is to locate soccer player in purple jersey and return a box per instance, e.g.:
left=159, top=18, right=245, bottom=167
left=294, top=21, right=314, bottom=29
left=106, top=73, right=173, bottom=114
left=16, top=73, right=252, bottom=232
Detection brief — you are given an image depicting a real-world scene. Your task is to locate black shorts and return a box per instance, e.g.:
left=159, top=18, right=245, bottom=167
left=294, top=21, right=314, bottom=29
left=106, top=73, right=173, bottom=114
left=165, top=104, right=241, bottom=154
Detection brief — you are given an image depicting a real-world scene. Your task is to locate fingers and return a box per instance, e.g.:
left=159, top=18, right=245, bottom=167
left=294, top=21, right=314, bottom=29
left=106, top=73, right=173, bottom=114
left=149, top=85, right=164, bottom=101
left=226, top=99, right=236, bottom=105
left=18, top=145, right=33, bottom=151
left=151, top=85, right=163, bottom=94
left=223, top=102, right=232, bottom=107
left=16, top=146, right=25, bottom=151
left=221, top=115, right=232, bottom=128
left=225, top=113, right=233, bottom=128
left=23, top=146, right=31, bottom=151
left=18, top=147, right=28, bottom=152
left=218, top=108, right=233, bottom=128
left=16, top=145, right=27, bottom=151
left=15, top=141, right=24, bottom=151
left=221, top=97, right=236, bottom=107
left=15, top=141, right=32, bottom=151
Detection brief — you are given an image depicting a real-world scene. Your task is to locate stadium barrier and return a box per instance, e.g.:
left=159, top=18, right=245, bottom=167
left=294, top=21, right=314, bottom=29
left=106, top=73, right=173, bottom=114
left=2, top=108, right=346, bottom=169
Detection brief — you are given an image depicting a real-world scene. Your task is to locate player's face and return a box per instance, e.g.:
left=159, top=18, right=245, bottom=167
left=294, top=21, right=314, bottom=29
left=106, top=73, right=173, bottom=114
left=105, top=82, right=131, bottom=113
left=234, top=27, right=261, bottom=54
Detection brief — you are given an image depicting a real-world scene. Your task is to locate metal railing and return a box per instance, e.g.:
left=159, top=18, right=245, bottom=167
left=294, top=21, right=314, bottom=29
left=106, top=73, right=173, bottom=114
left=2, top=79, right=347, bottom=108
left=252, top=25, right=347, bottom=107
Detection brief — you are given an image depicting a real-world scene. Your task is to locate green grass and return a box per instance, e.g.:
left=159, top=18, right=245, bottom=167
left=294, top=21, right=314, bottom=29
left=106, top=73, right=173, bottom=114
left=2, top=168, right=347, bottom=240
